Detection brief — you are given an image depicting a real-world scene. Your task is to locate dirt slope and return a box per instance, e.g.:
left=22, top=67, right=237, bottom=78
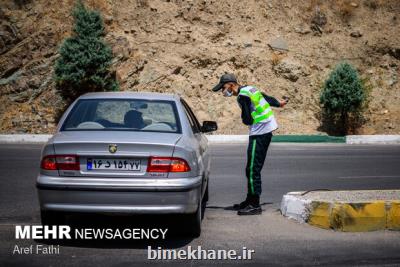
left=0, top=0, right=399, bottom=134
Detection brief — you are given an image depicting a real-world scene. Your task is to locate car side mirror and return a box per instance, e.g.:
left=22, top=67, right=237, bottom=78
left=201, top=121, right=218, bottom=133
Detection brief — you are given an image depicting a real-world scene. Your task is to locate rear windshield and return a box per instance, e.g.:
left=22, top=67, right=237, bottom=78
left=61, top=99, right=181, bottom=133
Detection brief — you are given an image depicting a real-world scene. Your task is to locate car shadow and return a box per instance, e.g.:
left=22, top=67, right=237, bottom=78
left=35, top=212, right=198, bottom=249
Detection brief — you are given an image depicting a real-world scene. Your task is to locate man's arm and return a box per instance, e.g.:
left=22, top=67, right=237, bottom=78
left=261, top=93, right=285, bottom=107
left=237, top=95, right=253, bottom=126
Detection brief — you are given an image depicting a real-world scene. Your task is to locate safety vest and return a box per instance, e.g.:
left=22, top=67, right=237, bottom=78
left=238, top=86, right=275, bottom=125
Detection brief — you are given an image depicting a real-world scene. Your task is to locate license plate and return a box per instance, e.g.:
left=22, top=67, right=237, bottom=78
left=87, top=158, right=141, bottom=171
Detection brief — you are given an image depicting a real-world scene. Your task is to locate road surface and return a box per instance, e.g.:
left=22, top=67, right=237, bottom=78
left=1, top=143, right=399, bottom=266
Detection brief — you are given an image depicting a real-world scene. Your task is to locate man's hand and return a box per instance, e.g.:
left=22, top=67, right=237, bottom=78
left=279, top=97, right=289, bottom=107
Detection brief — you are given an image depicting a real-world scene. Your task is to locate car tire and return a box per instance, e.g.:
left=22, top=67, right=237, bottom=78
left=203, top=182, right=209, bottom=203
left=188, top=206, right=201, bottom=238
left=186, top=198, right=202, bottom=238
left=40, top=210, right=65, bottom=226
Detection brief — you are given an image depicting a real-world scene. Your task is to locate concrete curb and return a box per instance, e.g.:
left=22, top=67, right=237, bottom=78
left=206, top=135, right=346, bottom=143
left=281, top=191, right=400, bottom=232
left=206, top=135, right=248, bottom=143
left=0, top=134, right=399, bottom=144
left=346, top=135, right=400, bottom=144
left=0, top=134, right=52, bottom=144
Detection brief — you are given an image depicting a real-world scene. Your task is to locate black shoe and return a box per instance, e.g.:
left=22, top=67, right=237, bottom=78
left=233, top=200, right=250, bottom=211
left=237, top=204, right=262, bottom=216
left=233, top=194, right=252, bottom=210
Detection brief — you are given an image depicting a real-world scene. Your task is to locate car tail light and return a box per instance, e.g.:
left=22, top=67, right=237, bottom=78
left=41, top=155, right=80, bottom=170
left=147, top=157, right=191, bottom=173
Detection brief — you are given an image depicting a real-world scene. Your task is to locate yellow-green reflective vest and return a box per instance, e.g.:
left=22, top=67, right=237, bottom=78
left=238, top=86, right=275, bottom=124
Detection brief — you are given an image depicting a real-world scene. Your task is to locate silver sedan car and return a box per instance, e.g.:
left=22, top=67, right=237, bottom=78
left=37, top=92, right=217, bottom=236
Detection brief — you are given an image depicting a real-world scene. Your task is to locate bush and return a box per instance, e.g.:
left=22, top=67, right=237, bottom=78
left=54, top=1, right=118, bottom=102
left=320, top=62, right=366, bottom=135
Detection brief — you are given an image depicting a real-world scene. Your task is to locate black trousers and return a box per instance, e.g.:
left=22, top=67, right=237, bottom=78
left=245, top=132, right=273, bottom=196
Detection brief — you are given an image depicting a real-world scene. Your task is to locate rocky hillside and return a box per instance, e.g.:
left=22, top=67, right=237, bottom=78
left=0, top=0, right=399, bottom=134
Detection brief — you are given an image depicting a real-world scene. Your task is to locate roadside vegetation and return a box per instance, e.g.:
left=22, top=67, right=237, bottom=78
left=320, top=62, right=368, bottom=135
left=54, top=0, right=118, bottom=105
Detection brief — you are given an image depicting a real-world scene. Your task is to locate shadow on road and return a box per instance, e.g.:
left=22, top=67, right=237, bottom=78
left=206, top=202, right=273, bottom=211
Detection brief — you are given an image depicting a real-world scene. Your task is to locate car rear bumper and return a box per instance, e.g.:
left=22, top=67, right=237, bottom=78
left=37, top=174, right=202, bottom=214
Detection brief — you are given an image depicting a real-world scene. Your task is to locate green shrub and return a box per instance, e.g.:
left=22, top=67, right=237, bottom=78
left=54, top=1, right=118, bottom=102
left=320, top=62, right=365, bottom=135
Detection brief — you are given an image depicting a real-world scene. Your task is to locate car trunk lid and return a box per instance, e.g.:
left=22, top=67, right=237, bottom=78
left=52, top=131, right=181, bottom=178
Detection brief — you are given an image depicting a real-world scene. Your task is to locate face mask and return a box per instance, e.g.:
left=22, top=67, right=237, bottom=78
left=223, top=88, right=233, bottom=97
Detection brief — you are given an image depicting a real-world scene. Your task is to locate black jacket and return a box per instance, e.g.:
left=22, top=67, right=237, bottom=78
left=237, top=86, right=281, bottom=126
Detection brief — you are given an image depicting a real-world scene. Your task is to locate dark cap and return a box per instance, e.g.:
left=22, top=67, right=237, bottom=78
left=212, top=73, right=237, bottom=92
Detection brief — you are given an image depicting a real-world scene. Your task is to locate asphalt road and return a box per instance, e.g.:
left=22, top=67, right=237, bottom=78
left=1, top=143, right=400, bottom=266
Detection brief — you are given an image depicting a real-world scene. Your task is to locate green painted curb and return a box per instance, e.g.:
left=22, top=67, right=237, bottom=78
left=272, top=135, right=345, bottom=143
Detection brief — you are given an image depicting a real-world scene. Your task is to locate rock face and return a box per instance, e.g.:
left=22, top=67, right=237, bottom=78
left=273, top=58, right=309, bottom=82
left=310, top=8, right=327, bottom=35
left=294, top=26, right=311, bottom=35
left=0, top=0, right=399, bottom=135
left=269, top=37, right=289, bottom=52
left=0, top=22, right=20, bottom=54
left=350, top=30, right=363, bottom=38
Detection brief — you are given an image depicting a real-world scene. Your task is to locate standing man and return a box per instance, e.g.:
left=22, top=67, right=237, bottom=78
left=212, top=73, right=288, bottom=215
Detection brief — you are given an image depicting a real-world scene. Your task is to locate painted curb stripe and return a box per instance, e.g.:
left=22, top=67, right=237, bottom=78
left=335, top=202, right=386, bottom=232
left=282, top=192, right=400, bottom=232
left=272, top=135, right=345, bottom=143
left=302, top=200, right=400, bottom=232
left=307, top=201, right=331, bottom=229
left=387, top=201, right=400, bottom=230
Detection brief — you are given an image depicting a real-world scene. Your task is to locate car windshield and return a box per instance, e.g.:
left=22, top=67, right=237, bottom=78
left=61, top=98, right=181, bottom=133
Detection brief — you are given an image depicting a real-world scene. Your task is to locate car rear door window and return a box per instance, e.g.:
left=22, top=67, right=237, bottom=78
left=181, top=99, right=201, bottom=134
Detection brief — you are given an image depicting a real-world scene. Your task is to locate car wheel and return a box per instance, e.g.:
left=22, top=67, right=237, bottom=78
left=40, top=210, right=65, bottom=226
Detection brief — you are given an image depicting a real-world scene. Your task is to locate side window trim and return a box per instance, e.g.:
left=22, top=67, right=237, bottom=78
left=180, top=98, right=201, bottom=134
left=186, top=103, right=202, bottom=131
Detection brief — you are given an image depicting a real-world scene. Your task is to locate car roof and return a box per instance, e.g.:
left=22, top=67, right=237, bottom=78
left=79, top=91, right=180, bottom=101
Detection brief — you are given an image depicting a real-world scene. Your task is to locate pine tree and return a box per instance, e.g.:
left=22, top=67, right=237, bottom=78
left=320, top=62, right=365, bottom=135
left=54, top=1, right=118, bottom=101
